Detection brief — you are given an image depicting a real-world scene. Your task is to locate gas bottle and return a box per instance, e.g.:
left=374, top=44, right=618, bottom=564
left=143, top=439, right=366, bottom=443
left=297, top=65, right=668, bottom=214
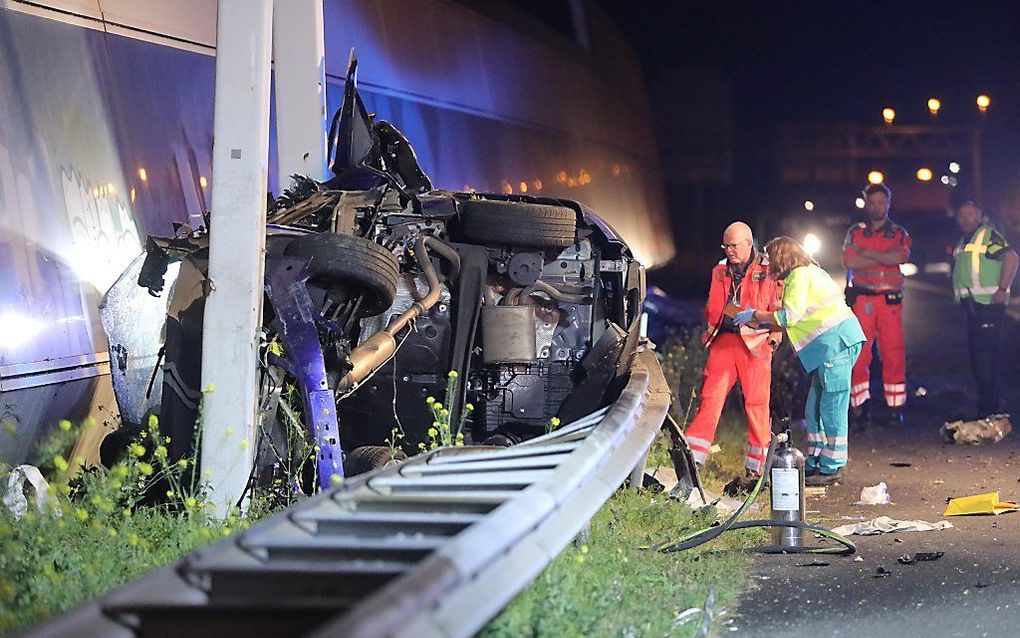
left=769, top=432, right=806, bottom=548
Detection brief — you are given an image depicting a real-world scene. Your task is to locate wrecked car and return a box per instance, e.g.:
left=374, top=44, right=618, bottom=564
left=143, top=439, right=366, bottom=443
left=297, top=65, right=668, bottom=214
left=99, top=55, right=656, bottom=496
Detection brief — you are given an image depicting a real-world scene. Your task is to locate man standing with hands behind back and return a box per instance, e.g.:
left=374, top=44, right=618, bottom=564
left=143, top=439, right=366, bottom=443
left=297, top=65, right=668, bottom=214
left=686, top=222, right=783, bottom=493
left=842, top=182, right=911, bottom=427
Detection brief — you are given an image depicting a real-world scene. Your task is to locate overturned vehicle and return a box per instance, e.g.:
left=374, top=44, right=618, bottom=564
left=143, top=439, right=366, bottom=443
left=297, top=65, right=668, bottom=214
left=101, top=57, right=691, bottom=497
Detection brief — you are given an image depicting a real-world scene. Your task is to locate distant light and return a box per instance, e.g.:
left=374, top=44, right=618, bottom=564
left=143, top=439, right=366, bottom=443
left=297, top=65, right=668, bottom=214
left=92, top=186, right=100, bottom=198
left=578, top=169, right=592, bottom=185
left=949, top=162, right=960, bottom=174
left=501, top=181, right=513, bottom=194
left=867, top=170, right=884, bottom=185
left=941, top=175, right=950, bottom=185
left=804, top=200, right=815, bottom=211
left=566, top=177, right=577, bottom=187
left=138, top=167, right=148, bottom=182
left=130, top=187, right=136, bottom=203
left=519, top=181, right=528, bottom=193
left=803, top=233, right=822, bottom=256
left=977, top=94, right=991, bottom=111
left=199, top=176, right=208, bottom=188
left=532, top=179, right=543, bottom=191
left=555, top=171, right=568, bottom=184
left=927, top=97, right=941, bottom=116
left=882, top=107, right=896, bottom=124
left=855, top=197, right=865, bottom=209
left=611, top=164, right=622, bottom=177
left=107, top=183, right=116, bottom=196
left=900, top=263, right=919, bottom=277
left=0, top=312, right=45, bottom=350
left=948, top=176, right=958, bottom=187
left=916, top=167, right=933, bottom=182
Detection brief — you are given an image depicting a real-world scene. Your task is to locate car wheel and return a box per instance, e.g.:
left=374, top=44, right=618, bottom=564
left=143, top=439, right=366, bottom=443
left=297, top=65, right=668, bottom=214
left=343, top=445, right=408, bottom=476
left=283, top=232, right=399, bottom=317
left=457, top=200, right=576, bottom=248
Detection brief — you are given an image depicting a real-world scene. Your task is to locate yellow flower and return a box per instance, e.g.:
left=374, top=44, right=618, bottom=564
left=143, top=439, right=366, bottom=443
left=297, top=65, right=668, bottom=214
left=240, top=439, right=250, bottom=450
left=166, top=490, right=175, bottom=499
left=74, top=508, right=89, bottom=522
left=53, top=455, right=69, bottom=473
left=130, top=444, right=146, bottom=457
left=177, top=459, right=189, bottom=469
left=440, top=409, right=449, bottom=417
left=465, top=403, right=474, bottom=411
left=58, top=419, right=72, bottom=432
left=433, top=403, right=443, bottom=411
left=185, top=497, right=197, bottom=509
left=427, top=427, right=438, bottom=437
left=109, top=479, right=122, bottom=490
left=225, top=427, right=235, bottom=436
left=128, top=533, right=140, bottom=547
left=447, top=370, right=458, bottom=379
left=154, top=446, right=168, bottom=458
left=425, top=396, right=436, bottom=405
left=108, top=527, right=118, bottom=538
left=550, top=417, right=561, bottom=427
left=148, top=414, right=159, bottom=428
left=112, top=464, right=129, bottom=479
left=138, top=462, right=153, bottom=476
left=329, top=474, right=343, bottom=485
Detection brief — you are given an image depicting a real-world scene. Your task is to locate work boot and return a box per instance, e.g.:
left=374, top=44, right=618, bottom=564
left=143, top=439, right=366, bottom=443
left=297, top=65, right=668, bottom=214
left=723, top=471, right=762, bottom=496
left=885, top=408, right=904, bottom=427
left=805, top=467, right=842, bottom=486
left=850, top=401, right=870, bottom=431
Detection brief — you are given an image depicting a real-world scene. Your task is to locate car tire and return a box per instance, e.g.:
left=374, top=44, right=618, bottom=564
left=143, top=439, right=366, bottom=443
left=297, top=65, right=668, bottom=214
left=343, top=445, right=408, bottom=476
left=283, top=232, right=399, bottom=317
left=458, top=200, right=576, bottom=248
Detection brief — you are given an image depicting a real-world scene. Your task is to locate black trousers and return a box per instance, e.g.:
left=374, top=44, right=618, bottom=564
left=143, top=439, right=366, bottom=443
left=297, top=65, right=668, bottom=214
left=962, top=298, right=1006, bottom=418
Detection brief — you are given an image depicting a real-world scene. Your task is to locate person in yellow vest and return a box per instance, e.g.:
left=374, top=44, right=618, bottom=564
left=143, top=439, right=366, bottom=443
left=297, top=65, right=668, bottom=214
left=952, top=201, right=1018, bottom=418
left=735, top=236, right=865, bottom=485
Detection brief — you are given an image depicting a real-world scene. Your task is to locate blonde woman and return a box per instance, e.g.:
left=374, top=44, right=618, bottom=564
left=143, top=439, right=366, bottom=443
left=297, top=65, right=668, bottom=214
left=734, top=236, right=865, bottom=485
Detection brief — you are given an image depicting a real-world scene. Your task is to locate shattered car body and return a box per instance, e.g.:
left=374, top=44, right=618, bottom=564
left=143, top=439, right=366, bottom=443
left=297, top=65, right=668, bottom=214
left=100, top=55, right=651, bottom=493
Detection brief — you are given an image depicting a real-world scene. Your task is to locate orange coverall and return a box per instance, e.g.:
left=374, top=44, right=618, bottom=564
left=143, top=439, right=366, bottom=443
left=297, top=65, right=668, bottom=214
left=686, top=252, right=783, bottom=474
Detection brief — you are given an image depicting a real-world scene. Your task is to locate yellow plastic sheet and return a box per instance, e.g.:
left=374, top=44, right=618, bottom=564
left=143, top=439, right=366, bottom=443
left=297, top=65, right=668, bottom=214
left=943, top=492, right=1020, bottom=516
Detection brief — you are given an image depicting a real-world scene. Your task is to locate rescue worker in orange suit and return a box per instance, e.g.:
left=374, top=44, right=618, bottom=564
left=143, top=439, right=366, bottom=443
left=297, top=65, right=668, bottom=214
left=842, top=182, right=911, bottom=427
left=686, top=222, right=784, bottom=492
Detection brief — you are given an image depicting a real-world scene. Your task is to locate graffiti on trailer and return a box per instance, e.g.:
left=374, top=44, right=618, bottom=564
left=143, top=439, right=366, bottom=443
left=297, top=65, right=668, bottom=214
left=60, top=167, right=142, bottom=294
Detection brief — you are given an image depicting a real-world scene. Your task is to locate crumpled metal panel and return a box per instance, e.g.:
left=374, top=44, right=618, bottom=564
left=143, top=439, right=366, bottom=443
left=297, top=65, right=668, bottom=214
left=98, top=253, right=179, bottom=426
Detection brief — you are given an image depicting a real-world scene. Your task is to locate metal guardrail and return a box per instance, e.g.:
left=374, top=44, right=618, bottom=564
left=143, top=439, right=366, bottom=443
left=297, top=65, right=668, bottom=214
left=25, top=348, right=670, bottom=638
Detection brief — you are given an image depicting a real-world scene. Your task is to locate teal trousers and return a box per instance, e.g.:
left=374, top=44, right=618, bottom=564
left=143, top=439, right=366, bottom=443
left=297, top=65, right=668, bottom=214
left=805, top=342, right=863, bottom=474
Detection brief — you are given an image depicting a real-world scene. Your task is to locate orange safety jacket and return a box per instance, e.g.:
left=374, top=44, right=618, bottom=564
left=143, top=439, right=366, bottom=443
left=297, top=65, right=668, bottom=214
left=702, top=250, right=783, bottom=356
left=842, top=221, right=912, bottom=292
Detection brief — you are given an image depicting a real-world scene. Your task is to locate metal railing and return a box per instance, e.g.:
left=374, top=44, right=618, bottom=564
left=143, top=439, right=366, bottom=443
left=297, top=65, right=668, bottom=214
left=25, top=348, right=670, bottom=638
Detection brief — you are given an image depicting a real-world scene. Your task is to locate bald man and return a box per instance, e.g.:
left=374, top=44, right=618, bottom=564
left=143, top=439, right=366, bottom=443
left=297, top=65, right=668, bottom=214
left=686, top=222, right=784, bottom=492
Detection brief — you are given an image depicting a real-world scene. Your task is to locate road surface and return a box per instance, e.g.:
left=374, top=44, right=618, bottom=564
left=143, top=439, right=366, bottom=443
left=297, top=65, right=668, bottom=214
left=735, top=276, right=1020, bottom=637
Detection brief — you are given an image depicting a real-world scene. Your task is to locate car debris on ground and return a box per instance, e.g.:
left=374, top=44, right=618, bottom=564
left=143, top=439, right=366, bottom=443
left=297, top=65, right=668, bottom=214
left=940, top=414, right=1012, bottom=445
left=831, top=516, right=953, bottom=536
left=943, top=491, right=1020, bottom=516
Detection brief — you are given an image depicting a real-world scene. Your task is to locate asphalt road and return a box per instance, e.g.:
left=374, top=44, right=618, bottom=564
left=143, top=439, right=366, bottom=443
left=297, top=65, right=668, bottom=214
left=734, top=276, right=1020, bottom=637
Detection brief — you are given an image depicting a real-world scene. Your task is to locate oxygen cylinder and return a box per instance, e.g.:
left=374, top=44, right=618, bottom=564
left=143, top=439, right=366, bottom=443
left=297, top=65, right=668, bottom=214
left=769, top=432, right=806, bottom=548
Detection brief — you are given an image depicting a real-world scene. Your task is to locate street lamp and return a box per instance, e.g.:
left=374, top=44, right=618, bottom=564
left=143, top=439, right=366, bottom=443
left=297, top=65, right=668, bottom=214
left=804, top=200, right=815, bottom=212
left=916, top=167, right=933, bottom=182
left=855, top=197, right=865, bottom=209
left=949, top=162, right=960, bottom=174
left=867, top=170, right=884, bottom=185
left=927, top=97, right=941, bottom=117
left=882, top=107, right=896, bottom=125
left=977, top=94, right=990, bottom=113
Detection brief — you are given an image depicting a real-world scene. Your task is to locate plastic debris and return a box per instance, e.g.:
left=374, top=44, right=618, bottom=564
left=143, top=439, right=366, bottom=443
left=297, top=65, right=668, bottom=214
left=2, top=464, right=61, bottom=520
left=940, top=414, right=1012, bottom=445
left=874, top=566, right=893, bottom=578
left=674, top=607, right=703, bottom=627
left=944, top=492, right=1020, bottom=516
left=855, top=482, right=892, bottom=505
left=685, top=487, right=759, bottom=516
left=915, top=386, right=928, bottom=397
left=854, top=556, right=864, bottom=562
left=831, top=516, right=953, bottom=536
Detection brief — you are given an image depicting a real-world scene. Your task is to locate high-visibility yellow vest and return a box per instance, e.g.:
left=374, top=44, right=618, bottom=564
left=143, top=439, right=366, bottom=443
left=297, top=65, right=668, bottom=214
left=953, top=223, right=1009, bottom=304
left=777, top=264, right=865, bottom=372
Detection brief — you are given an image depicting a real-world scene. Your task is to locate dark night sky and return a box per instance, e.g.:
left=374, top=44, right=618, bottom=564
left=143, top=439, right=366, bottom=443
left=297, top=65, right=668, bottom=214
left=600, top=1, right=1020, bottom=127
